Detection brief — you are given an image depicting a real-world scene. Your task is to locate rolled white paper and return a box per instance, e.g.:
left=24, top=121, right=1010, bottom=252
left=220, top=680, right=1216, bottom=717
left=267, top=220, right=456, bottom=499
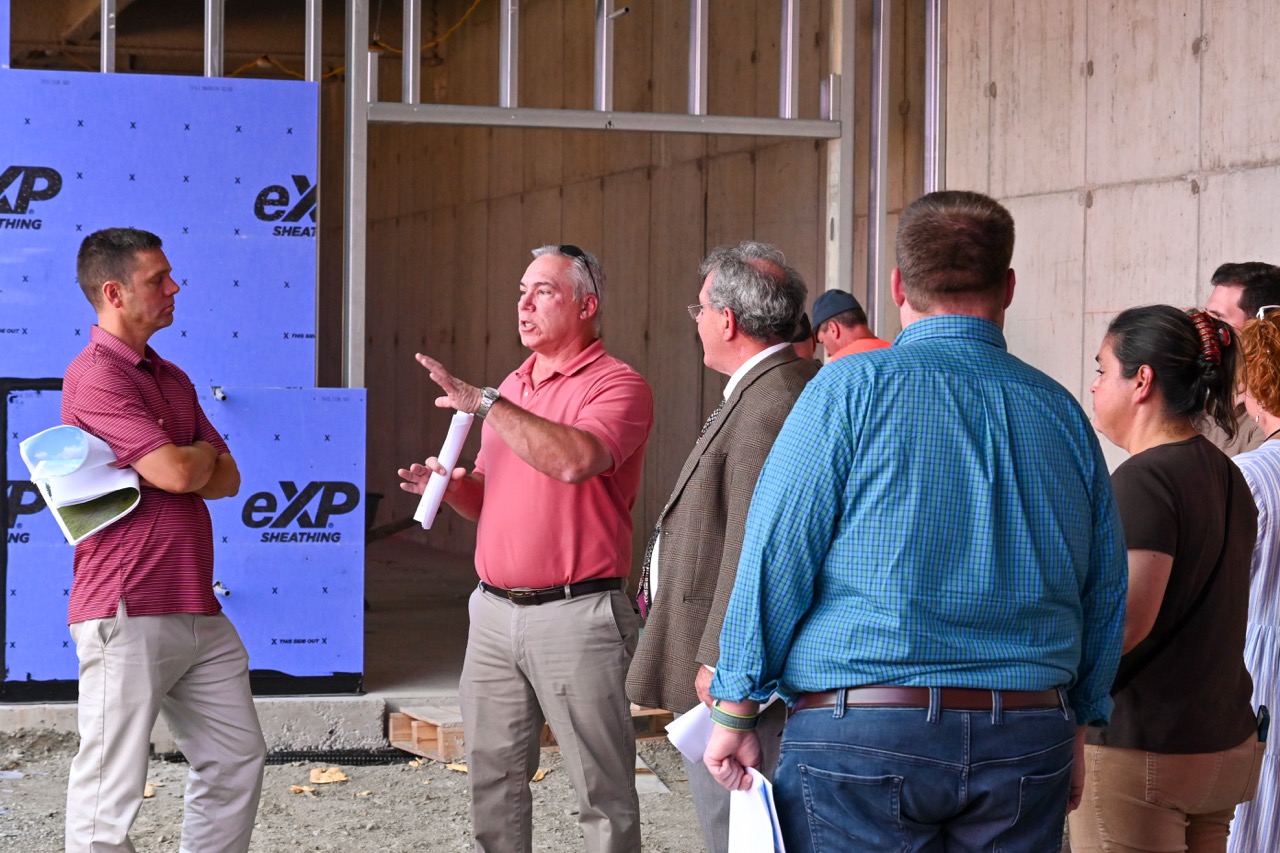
left=413, top=411, right=475, bottom=529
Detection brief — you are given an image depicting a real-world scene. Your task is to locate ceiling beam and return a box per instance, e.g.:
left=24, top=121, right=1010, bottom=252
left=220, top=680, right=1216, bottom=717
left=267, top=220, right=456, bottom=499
left=63, top=0, right=140, bottom=44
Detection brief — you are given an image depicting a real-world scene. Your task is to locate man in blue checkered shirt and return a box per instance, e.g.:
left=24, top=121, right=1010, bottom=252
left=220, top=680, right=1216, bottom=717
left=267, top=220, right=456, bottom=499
left=702, top=190, right=1127, bottom=853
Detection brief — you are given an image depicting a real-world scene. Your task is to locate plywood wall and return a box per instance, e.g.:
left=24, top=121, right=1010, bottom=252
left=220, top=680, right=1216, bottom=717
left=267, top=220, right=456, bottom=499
left=947, top=0, right=1280, bottom=467
left=330, top=0, right=928, bottom=563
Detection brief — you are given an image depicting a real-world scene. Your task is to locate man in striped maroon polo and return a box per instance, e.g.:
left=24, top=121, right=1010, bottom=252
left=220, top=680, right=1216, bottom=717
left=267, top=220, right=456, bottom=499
left=60, top=228, right=265, bottom=853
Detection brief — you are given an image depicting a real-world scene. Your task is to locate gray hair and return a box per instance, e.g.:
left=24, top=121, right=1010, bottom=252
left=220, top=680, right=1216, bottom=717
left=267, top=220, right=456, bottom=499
left=699, top=241, right=807, bottom=343
left=532, top=244, right=606, bottom=334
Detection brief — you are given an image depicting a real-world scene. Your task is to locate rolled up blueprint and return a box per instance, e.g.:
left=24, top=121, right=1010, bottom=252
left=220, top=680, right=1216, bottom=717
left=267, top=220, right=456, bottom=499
left=413, top=411, right=475, bottom=529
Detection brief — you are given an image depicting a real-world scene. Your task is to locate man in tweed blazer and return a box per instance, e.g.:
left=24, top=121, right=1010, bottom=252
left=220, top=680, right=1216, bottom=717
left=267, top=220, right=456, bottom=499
left=626, top=241, right=817, bottom=853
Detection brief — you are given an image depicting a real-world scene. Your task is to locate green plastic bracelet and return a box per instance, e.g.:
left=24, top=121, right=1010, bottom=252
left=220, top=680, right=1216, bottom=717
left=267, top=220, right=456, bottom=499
left=710, top=701, right=759, bottom=731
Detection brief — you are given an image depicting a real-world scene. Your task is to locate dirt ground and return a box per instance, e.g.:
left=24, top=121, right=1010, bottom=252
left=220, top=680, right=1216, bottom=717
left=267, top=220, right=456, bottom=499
left=0, top=731, right=704, bottom=852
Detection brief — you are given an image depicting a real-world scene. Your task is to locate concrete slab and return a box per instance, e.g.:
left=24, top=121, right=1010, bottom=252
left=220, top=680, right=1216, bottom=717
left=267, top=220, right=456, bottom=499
left=256, top=695, right=389, bottom=751
left=362, top=533, right=474, bottom=698
left=0, top=702, right=78, bottom=735
left=634, top=755, right=670, bottom=795
left=0, top=696, right=388, bottom=753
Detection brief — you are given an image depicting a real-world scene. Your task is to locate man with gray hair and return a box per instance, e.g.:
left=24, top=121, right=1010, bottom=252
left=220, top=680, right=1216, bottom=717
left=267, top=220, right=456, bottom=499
left=399, top=244, right=653, bottom=853
left=627, top=240, right=816, bottom=853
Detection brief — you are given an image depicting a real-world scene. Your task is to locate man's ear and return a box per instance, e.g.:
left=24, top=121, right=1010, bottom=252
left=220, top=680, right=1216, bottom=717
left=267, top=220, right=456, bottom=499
left=1003, top=268, right=1016, bottom=309
left=579, top=293, right=598, bottom=319
left=722, top=307, right=738, bottom=341
left=101, top=280, right=123, bottom=309
left=890, top=268, right=906, bottom=308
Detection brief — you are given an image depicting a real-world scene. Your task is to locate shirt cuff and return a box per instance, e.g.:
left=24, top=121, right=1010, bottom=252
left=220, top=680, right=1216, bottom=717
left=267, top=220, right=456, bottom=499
left=1067, top=691, right=1113, bottom=727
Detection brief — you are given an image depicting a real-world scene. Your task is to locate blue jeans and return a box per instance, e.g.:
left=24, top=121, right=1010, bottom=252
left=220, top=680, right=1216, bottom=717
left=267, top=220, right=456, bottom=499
left=775, top=691, right=1076, bottom=853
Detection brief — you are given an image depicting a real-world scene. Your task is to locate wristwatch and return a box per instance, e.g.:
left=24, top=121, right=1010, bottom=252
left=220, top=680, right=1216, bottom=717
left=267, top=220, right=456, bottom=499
left=475, top=386, right=501, bottom=419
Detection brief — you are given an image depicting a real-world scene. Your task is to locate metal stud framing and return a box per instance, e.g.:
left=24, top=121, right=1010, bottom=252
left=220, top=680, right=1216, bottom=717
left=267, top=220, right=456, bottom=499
left=339, top=0, right=938, bottom=388
left=100, top=0, right=116, bottom=72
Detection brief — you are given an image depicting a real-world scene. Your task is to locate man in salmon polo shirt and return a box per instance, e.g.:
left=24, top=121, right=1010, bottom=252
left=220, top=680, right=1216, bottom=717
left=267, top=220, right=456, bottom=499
left=61, top=228, right=265, bottom=853
left=398, top=244, right=654, bottom=853
left=810, top=288, right=890, bottom=361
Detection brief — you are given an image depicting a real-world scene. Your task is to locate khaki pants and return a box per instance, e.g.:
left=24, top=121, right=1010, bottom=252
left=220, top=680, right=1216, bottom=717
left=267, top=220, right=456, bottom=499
left=1068, top=734, right=1263, bottom=853
left=65, top=602, right=266, bottom=853
left=459, top=585, right=641, bottom=853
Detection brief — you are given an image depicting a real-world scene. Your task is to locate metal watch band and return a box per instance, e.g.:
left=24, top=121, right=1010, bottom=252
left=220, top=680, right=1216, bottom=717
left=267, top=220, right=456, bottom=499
left=475, top=387, right=500, bottom=419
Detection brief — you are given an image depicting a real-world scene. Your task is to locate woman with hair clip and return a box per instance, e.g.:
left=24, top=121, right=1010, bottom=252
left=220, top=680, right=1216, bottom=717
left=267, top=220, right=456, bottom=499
left=1227, top=310, right=1280, bottom=853
left=1069, top=305, right=1263, bottom=853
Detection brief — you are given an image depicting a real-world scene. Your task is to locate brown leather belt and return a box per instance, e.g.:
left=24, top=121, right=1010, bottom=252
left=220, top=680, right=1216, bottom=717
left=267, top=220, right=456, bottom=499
left=791, top=686, right=1062, bottom=713
left=480, top=578, right=624, bottom=606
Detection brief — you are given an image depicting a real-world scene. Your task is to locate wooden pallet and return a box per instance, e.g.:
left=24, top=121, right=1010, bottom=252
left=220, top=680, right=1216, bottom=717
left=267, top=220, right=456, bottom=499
left=539, top=705, right=675, bottom=751
left=389, top=704, right=674, bottom=761
left=388, top=705, right=466, bottom=763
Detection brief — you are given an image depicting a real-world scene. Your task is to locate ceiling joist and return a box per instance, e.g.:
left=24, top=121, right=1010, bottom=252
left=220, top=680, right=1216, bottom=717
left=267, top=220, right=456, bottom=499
left=62, top=0, right=141, bottom=45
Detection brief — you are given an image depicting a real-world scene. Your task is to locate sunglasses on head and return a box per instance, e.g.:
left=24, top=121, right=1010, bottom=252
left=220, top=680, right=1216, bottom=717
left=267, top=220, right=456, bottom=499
left=1257, top=305, right=1280, bottom=320
left=558, top=245, right=600, bottom=300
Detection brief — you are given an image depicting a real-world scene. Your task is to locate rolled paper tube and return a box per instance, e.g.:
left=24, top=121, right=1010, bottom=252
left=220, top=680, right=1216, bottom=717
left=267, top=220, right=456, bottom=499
left=414, top=411, right=475, bottom=529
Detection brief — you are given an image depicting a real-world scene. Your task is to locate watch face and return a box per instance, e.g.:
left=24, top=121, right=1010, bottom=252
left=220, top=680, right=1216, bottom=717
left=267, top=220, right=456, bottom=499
left=478, top=387, right=499, bottom=417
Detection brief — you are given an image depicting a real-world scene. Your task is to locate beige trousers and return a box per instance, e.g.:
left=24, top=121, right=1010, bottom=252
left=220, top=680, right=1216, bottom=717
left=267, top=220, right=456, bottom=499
left=459, top=585, right=641, bottom=853
left=1068, top=734, right=1263, bottom=853
left=65, top=602, right=266, bottom=853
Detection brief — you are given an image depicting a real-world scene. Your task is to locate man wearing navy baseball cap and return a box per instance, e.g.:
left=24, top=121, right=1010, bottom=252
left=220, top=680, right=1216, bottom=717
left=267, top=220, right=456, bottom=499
left=810, top=289, right=889, bottom=361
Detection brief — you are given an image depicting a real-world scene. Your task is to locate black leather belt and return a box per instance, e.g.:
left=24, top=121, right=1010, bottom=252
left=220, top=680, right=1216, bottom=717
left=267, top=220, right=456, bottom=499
left=792, top=686, right=1062, bottom=712
left=480, top=578, right=625, bottom=606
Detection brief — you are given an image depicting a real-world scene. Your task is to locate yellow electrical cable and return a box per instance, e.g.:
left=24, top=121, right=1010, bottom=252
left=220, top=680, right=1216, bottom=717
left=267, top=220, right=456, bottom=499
left=424, top=0, right=487, bottom=51
left=59, top=50, right=97, bottom=72
left=370, top=0, right=486, bottom=55
left=228, top=56, right=264, bottom=78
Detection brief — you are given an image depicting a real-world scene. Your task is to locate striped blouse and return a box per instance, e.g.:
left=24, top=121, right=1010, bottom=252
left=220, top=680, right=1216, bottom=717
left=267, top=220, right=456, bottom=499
left=1230, top=439, right=1280, bottom=853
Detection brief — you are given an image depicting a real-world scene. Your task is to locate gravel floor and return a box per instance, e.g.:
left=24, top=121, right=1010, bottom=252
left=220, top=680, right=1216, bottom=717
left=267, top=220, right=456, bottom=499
left=0, top=731, right=704, bottom=852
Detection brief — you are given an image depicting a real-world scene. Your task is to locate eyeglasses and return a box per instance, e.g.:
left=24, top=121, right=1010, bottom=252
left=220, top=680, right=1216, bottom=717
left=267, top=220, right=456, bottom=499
left=558, top=244, right=600, bottom=300
left=1257, top=305, right=1280, bottom=320
left=687, top=303, right=712, bottom=321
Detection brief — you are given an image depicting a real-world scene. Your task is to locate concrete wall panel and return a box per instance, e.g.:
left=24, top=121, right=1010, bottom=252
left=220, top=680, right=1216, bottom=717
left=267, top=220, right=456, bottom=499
left=944, top=0, right=992, bottom=194
left=1203, top=0, right=1280, bottom=166
left=990, top=0, right=1087, bottom=197
left=1085, top=0, right=1200, bottom=185
left=1003, top=192, right=1087, bottom=397
left=1084, top=181, right=1200, bottom=315
left=1080, top=179, right=1201, bottom=445
left=1197, top=166, right=1280, bottom=304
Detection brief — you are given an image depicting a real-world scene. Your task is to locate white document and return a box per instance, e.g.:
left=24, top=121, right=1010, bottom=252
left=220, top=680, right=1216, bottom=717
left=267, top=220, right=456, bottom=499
left=728, top=768, right=787, bottom=853
left=666, top=694, right=780, bottom=764
left=19, top=425, right=141, bottom=545
left=413, top=411, right=474, bottom=529
left=665, top=703, right=715, bottom=764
